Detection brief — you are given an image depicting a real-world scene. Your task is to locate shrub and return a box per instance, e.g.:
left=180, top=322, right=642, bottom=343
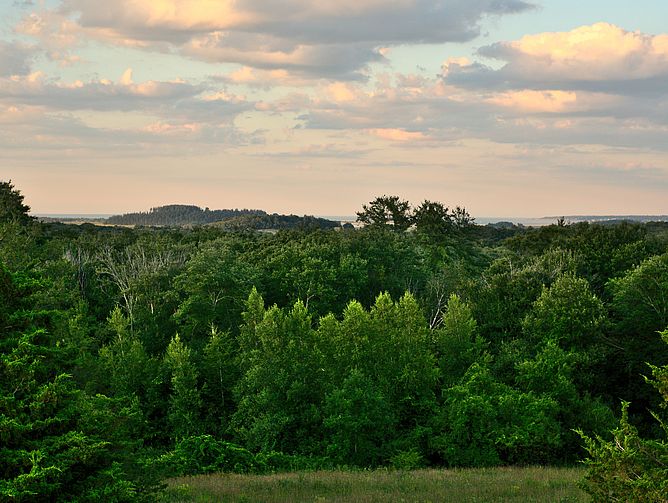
left=579, top=329, right=668, bottom=502
left=158, top=436, right=257, bottom=476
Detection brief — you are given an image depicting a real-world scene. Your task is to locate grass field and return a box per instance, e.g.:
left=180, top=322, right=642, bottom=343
left=161, top=466, right=588, bottom=502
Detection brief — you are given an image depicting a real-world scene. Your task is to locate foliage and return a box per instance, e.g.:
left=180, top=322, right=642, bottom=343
left=606, top=253, right=668, bottom=421
left=356, top=195, right=412, bottom=231
left=4, top=182, right=668, bottom=498
left=0, top=265, right=158, bottom=502
left=431, top=363, right=562, bottom=467
left=105, top=205, right=265, bottom=226
left=165, top=334, right=202, bottom=441
left=579, top=329, right=668, bottom=502
left=233, top=296, right=325, bottom=454
left=413, top=200, right=474, bottom=238
left=434, top=294, right=485, bottom=387
left=0, top=180, right=34, bottom=225
left=323, top=370, right=397, bottom=467
left=157, top=436, right=257, bottom=476
left=580, top=404, right=668, bottom=502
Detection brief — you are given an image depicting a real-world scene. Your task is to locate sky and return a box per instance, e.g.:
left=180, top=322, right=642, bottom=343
left=1, top=1, right=668, bottom=217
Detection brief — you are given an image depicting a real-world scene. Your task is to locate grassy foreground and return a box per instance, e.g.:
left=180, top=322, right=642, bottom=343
left=161, top=466, right=588, bottom=502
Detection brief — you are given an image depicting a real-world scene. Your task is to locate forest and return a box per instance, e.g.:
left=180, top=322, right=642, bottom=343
left=1, top=181, right=667, bottom=501
left=103, top=205, right=341, bottom=230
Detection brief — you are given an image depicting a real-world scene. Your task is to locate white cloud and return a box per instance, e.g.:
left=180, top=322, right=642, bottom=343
left=446, top=23, right=668, bottom=96
left=45, top=0, right=533, bottom=79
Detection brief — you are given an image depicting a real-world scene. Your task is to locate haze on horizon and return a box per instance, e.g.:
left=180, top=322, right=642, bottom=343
left=1, top=1, right=667, bottom=218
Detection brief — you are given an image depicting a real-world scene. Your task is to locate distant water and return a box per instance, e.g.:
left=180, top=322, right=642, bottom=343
left=320, top=215, right=357, bottom=222
left=476, top=217, right=558, bottom=226
left=320, top=215, right=559, bottom=226
left=322, top=215, right=668, bottom=227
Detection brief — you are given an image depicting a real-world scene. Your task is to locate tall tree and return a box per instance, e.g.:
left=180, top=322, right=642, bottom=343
left=356, top=195, right=412, bottom=231
left=434, top=294, right=486, bottom=387
left=0, top=180, right=34, bottom=225
left=0, top=264, right=155, bottom=501
left=165, top=335, right=202, bottom=441
left=413, top=200, right=453, bottom=237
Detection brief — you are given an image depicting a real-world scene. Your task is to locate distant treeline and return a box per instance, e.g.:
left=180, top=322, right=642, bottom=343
left=104, top=204, right=341, bottom=230
left=105, top=204, right=266, bottom=226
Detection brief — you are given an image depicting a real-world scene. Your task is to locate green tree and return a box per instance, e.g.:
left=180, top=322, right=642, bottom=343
left=356, top=195, right=412, bottom=231
left=233, top=296, right=325, bottom=454
left=471, top=249, right=576, bottom=345
left=516, top=342, right=614, bottom=460
left=200, top=326, right=240, bottom=433
left=323, top=370, right=396, bottom=467
left=96, top=307, right=165, bottom=441
left=413, top=201, right=474, bottom=238
left=580, top=329, right=668, bottom=502
left=606, top=253, right=668, bottom=422
left=0, top=180, right=34, bottom=225
left=0, top=264, right=155, bottom=501
left=0, top=181, right=39, bottom=270
left=434, top=294, right=486, bottom=387
left=165, top=334, right=202, bottom=441
left=431, top=363, right=561, bottom=467
left=522, top=274, right=607, bottom=351
left=413, top=200, right=453, bottom=237
left=174, top=240, right=257, bottom=341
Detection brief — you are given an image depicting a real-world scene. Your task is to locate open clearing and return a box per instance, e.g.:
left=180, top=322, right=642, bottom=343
left=161, top=466, right=588, bottom=502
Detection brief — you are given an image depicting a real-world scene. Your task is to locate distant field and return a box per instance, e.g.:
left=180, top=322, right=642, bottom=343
left=161, top=466, right=588, bottom=502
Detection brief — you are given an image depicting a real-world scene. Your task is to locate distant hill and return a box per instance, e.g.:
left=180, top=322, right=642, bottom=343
left=105, top=205, right=266, bottom=226
left=104, top=204, right=341, bottom=230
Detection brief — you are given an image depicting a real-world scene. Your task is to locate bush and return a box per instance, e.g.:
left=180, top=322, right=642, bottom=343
left=579, top=403, right=668, bottom=502
left=156, top=436, right=333, bottom=477
left=579, top=329, right=668, bottom=502
left=158, top=436, right=257, bottom=476
left=390, top=448, right=425, bottom=471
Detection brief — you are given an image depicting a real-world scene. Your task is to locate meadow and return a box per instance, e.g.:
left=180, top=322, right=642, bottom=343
left=161, top=466, right=588, bottom=502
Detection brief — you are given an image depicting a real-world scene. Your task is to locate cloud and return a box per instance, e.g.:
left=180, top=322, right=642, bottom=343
left=0, top=41, right=35, bottom=77
left=213, top=67, right=315, bottom=89
left=61, top=0, right=533, bottom=44
left=446, top=23, right=668, bottom=96
left=286, top=66, right=668, bottom=151
left=48, top=0, right=533, bottom=79
left=0, top=69, right=256, bottom=153
left=0, top=71, right=204, bottom=111
left=369, top=128, right=427, bottom=141
left=184, top=33, right=384, bottom=80
left=0, top=102, right=257, bottom=156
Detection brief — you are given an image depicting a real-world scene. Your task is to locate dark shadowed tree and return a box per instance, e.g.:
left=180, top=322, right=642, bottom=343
left=356, top=195, right=412, bottom=232
left=413, top=200, right=453, bottom=237
left=0, top=180, right=34, bottom=225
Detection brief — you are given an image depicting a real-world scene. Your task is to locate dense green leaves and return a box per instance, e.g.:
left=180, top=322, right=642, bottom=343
left=0, top=267, right=157, bottom=502
left=580, top=328, right=668, bottom=503
left=4, top=183, right=668, bottom=499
